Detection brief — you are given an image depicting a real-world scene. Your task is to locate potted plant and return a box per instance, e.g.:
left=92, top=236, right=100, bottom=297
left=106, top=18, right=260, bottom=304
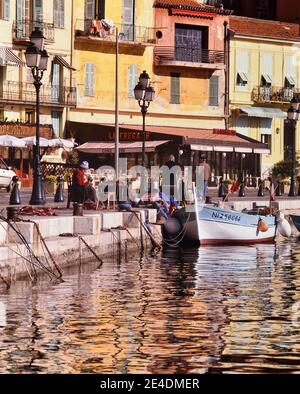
left=44, top=175, right=57, bottom=194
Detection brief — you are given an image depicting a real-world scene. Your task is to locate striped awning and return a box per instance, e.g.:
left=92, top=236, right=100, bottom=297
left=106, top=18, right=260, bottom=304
left=240, top=106, right=286, bottom=119
left=0, top=46, right=25, bottom=67
left=54, top=55, right=76, bottom=71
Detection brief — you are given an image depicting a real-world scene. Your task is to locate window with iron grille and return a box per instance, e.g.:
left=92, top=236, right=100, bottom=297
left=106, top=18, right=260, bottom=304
left=170, top=73, right=180, bottom=104
left=54, top=0, right=64, bottom=28
left=209, top=75, right=219, bottom=106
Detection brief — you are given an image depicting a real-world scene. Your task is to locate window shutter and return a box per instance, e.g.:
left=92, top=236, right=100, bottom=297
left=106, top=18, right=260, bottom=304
left=54, top=0, right=64, bottom=28
left=33, top=0, right=43, bottom=22
left=123, top=0, right=134, bottom=24
left=85, top=63, right=95, bottom=96
left=3, top=0, right=10, bottom=20
left=170, top=73, right=180, bottom=104
left=84, top=63, right=90, bottom=96
left=128, top=64, right=138, bottom=98
left=122, top=0, right=134, bottom=40
left=237, top=51, right=249, bottom=73
left=261, top=53, right=273, bottom=78
left=209, top=75, right=219, bottom=106
left=16, top=0, right=23, bottom=22
left=284, top=55, right=296, bottom=82
left=85, top=0, right=95, bottom=20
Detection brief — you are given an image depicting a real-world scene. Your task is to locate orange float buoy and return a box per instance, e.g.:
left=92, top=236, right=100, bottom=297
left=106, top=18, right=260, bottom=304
left=258, top=219, right=269, bottom=233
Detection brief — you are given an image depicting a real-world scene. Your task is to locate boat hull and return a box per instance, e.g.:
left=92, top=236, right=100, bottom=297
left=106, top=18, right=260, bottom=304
left=173, top=205, right=277, bottom=246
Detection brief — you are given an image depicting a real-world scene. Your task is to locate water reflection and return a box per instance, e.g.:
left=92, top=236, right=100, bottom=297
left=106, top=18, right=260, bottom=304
left=1, top=241, right=300, bottom=373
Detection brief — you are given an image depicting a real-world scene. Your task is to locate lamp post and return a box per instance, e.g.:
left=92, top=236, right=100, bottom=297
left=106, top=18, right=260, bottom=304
left=25, top=27, right=49, bottom=205
left=134, top=71, right=155, bottom=167
left=287, top=97, right=300, bottom=197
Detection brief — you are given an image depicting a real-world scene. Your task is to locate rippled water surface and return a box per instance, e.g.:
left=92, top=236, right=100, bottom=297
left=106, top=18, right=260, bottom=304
left=1, top=241, right=300, bottom=374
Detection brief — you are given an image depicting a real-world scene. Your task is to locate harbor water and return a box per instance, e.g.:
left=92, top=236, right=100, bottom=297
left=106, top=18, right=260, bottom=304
left=1, top=241, right=300, bottom=374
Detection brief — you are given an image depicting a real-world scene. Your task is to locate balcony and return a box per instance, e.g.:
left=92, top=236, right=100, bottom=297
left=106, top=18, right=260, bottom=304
left=75, top=19, right=157, bottom=47
left=13, top=19, right=55, bottom=44
left=252, top=86, right=300, bottom=103
left=154, top=46, right=225, bottom=69
left=0, top=81, right=77, bottom=108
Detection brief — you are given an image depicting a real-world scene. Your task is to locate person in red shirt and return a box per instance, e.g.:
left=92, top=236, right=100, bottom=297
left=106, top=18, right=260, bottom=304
left=72, top=161, right=89, bottom=203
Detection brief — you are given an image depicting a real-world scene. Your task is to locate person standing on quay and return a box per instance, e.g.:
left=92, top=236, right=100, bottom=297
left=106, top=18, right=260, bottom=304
left=198, top=154, right=211, bottom=200
left=72, top=161, right=89, bottom=203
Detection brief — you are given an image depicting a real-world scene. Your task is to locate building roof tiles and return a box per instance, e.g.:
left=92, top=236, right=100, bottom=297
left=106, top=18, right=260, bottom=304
left=153, top=0, right=233, bottom=15
left=229, top=16, right=300, bottom=41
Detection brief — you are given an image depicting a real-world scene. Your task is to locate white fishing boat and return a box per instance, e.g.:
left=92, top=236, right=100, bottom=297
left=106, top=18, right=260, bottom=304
left=166, top=204, right=278, bottom=246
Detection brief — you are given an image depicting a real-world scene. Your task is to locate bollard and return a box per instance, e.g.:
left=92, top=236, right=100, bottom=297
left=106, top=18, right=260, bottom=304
left=239, top=182, right=246, bottom=197
left=276, top=181, right=283, bottom=197
left=9, top=176, right=21, bottom=205
left=257, top=179, right=264, bottom=197
left=218, top=180, right=226, bottom=198
left=73, top=203, right=83, bottom=216
left=41, top=176, right=46, bottom=203
left=54, top=176, right=65, bottom=203
left=7, top=206, right=19, bottom=221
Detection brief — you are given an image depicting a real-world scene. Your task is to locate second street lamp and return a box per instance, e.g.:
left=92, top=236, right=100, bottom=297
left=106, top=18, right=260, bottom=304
left=25, top=27, right=49, bottom=205
left=287, top=97, right=300, bottom=197
left=134, top=71, right=155, bottom=167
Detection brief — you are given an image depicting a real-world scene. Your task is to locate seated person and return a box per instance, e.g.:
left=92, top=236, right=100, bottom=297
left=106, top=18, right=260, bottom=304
left=84, top=175, right=97, bottom=203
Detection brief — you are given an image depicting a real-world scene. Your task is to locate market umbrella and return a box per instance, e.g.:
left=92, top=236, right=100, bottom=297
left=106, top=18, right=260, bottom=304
left=0, top=134, right=26, bottom=148
left=47, top=138, right=76, bottom=149
left=22, top=136, right=51, bottom=147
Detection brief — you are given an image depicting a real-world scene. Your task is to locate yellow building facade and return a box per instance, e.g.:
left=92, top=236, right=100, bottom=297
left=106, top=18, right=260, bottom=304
left=70, top=0, right=230, bottom=138
left=71, top=0, right=155, bottom=128
left=229, top=16, right=300, bottom=176
left=0, top=0, right=76, bottom=137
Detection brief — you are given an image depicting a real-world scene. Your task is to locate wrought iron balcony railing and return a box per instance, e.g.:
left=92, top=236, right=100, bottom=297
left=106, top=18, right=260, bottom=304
left=75, top=19, right=157, bottom=44
left=154, top=46, right=225, bottom=65
left=0, top=81, right=77, bottom=107
left=252, top=86, right=300, bottom=103
left=13, top=19, right=55, bottom=43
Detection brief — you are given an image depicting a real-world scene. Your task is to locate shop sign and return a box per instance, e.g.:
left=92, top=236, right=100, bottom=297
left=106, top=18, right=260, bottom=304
left=0, top=122, right=53, bottom=138
left=213, top=129, right=236, bottom=136
left=108, top=131, right=151, bottom=141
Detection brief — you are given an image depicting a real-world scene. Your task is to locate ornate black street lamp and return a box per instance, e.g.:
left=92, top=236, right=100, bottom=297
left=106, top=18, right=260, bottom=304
left=287, top=97, right=300, bottom=197
left=134, top=70, right=155, bottom=167
left=25, top=27, right=49, bottom=205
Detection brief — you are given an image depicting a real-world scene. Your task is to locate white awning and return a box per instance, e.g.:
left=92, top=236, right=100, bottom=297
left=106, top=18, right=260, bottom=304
left=214, top=146, right=234, bottom=152
left=285, top=75, right=296, bottom=86
left=190, top=145, right=213, bottom=152
left=235, top=147, right=253, bottom=153
left=53, top=55, right=76, bottom=71
left=237, top=72, right=249, bottom=83
left=254, top=148, right=271, bottom=154
left=240, top=106, right=286, bottom=119
left=262, top=74, right=272, bottom=84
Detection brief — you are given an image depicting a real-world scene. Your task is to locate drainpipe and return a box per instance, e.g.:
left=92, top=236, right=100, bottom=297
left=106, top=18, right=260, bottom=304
left=66, top=0, right=75, bottom=137
left=224, top=21, right=230, bottom=130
